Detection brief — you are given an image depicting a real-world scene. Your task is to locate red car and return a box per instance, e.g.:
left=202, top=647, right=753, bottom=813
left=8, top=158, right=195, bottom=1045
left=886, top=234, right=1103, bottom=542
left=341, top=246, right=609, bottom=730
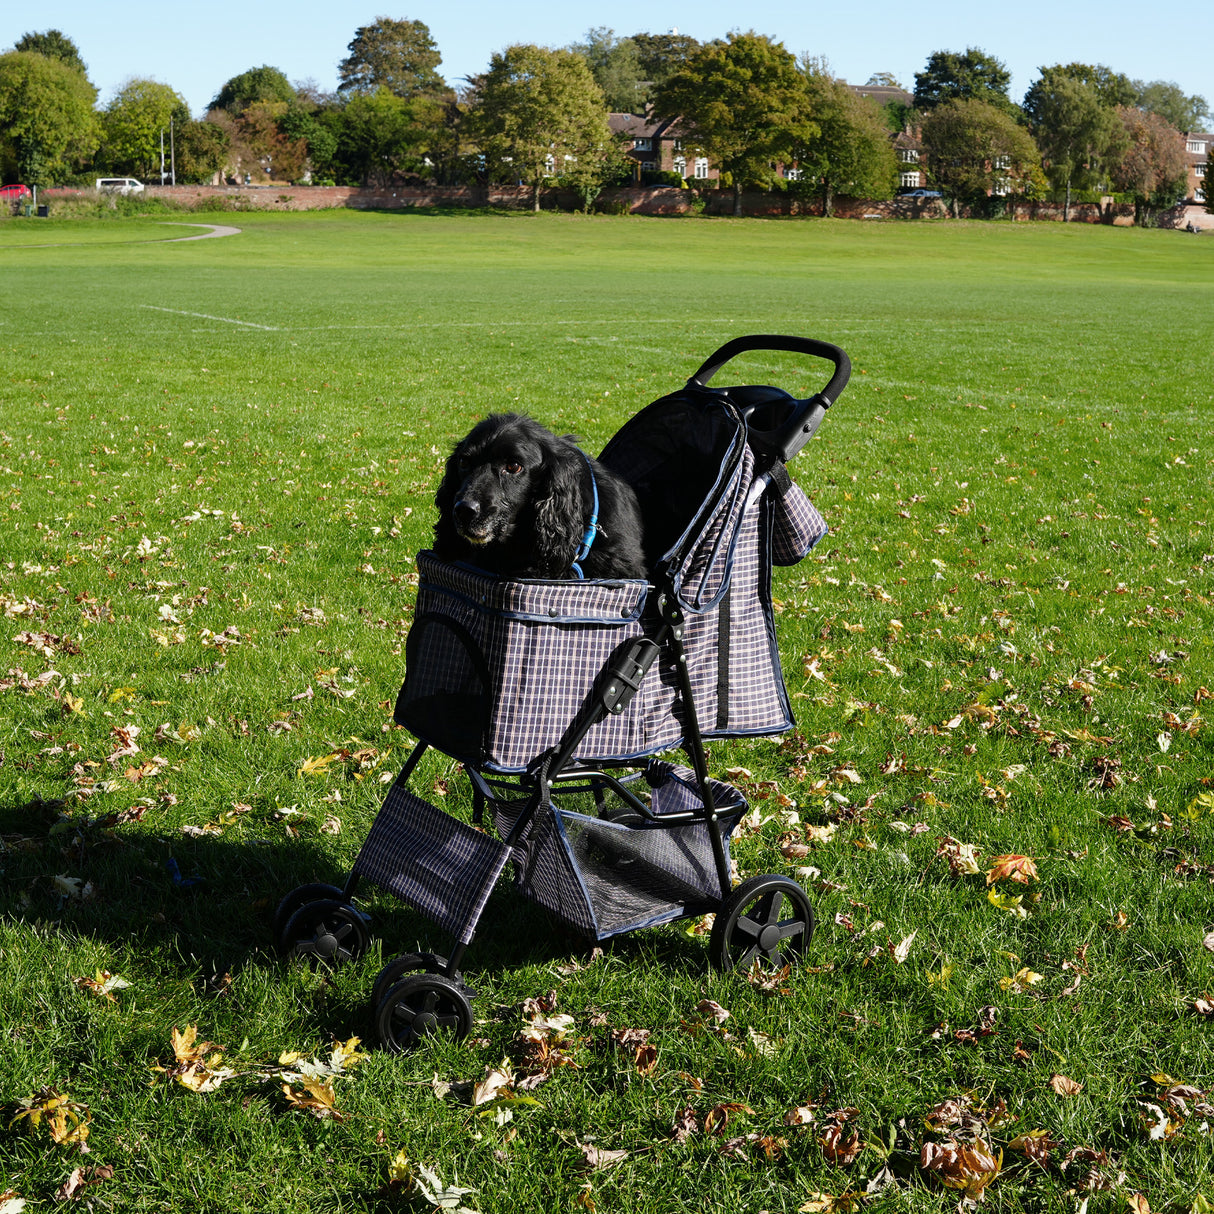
left=1, top=184, right=31, bottom=200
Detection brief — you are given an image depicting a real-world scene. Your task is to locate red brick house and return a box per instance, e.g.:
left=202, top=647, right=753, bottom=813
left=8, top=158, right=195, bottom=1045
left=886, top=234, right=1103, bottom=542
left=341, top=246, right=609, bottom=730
left=607, top=112, right=719, bottom=183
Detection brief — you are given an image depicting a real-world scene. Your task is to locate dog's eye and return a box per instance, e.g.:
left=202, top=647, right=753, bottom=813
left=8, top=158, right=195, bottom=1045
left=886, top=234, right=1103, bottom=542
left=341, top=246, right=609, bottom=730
left=503, top=462, right=523, bottom=476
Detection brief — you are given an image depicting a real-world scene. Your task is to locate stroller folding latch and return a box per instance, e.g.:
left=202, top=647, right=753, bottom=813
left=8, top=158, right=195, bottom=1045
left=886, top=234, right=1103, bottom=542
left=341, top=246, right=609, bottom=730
left=275, top=334, right=850, bottom=1051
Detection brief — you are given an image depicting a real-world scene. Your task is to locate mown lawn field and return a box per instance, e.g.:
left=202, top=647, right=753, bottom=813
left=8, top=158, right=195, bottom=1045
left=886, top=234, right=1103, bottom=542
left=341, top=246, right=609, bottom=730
left=1, top=209, right=1213, bottom=1213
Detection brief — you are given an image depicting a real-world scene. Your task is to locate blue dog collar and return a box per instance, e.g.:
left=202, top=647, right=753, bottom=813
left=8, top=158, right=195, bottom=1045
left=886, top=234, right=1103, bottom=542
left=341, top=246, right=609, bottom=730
left=571, top=453, right=600, bottom=579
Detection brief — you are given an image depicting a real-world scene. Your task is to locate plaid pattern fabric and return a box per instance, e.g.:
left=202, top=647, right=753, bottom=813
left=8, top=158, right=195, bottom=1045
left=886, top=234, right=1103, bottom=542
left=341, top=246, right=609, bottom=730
left=771, top=481, right=827, bottom=566
left=352, top=774, right=511, bottom=944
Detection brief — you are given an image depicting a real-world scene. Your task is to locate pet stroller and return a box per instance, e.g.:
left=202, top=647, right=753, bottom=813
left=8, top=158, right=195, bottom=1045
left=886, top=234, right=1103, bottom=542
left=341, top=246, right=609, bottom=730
left=276, top=335, right=850, bottom=1050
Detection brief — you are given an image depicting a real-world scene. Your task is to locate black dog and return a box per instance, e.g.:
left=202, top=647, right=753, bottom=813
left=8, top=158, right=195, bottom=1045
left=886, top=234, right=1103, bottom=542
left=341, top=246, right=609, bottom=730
left=433, top=413, right=646, bottom=580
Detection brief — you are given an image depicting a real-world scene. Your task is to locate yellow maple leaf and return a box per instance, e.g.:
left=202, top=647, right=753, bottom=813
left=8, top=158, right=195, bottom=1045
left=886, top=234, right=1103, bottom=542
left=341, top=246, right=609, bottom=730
left=282, top=1078, right=345, bottom=1120
left=987, top=889, right=1028, bottom=918
left=299, top=752, right=342, bottom=777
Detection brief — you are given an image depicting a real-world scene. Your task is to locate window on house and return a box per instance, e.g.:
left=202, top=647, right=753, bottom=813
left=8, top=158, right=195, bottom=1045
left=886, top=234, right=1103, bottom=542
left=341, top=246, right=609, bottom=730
left=694, top=158, right=709, bottom=179
left=544, top=154, right=555, bottom=175
left=641, top=161, right=655, bottom=172
left=634, top=137, right=652, bottom=151
left=1187, top=140, right=1206, bottom=153
left=1196, top=164, right=1206, bottom=177
left=673, top=156, right=686, bottom=176
left=900, top=149, right=919, bottom=163
left=784, top=167, right=801, bottom=181
left=993, top=155, right=1011, bottom=170
left=900, top=170, right=919, bottom=188
left=672, top=139, right=683, bottom=151
left=1197, top=188, right=1206, bottom=202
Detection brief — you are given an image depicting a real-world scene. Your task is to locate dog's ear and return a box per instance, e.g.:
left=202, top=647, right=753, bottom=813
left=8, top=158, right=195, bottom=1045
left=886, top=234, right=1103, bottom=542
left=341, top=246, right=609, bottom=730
left=433, top=445, right=462, bottom=555
left=532, top=441, right=583, bottom=576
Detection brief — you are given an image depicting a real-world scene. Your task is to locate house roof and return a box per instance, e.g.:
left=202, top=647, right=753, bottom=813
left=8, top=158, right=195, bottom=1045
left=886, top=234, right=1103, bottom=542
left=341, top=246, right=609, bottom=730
left=608, top=112, right=683, bottom=140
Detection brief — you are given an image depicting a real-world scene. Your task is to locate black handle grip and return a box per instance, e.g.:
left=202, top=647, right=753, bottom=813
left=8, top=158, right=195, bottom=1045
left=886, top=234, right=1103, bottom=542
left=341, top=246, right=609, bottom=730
left=689, top=335, right=851, bottom=463
left=689, top=334, right=851, bottom=408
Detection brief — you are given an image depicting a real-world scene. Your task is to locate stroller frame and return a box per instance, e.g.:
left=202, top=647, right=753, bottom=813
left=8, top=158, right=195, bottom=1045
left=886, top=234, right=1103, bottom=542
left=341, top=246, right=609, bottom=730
left=275, top=336, right=850, bottom=1050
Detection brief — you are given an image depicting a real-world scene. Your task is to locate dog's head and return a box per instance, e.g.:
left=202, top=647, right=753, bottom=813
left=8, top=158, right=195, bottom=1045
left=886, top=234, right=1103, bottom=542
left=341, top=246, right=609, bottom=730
left=435, top=413, right=576, bottom=560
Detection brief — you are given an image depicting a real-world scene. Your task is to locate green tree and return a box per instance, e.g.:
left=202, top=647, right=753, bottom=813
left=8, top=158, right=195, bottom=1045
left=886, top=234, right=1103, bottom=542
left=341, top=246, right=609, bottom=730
left=209, top=65, right=295, bottom=115
left=919, top=97, right=1043, bottom=216
left=279, top=102, right=339, bottom=182
left=570, top=28, right=646, bottom=112
left=1133, top=80, right=1209, bottom=134
left=630, top=32, right=700, bottom=87
left=652, top=31, right=816, bottom=216
left=914, top=47, right=1017, bottom=115
left=13, top=29, right=87, bottom=75
left=100, top=78, right=189, bottom=180
left=1023, top=66, right=1125, bottom=219
left=1047, top=63, right=1138, bottom=109
left=337, top=17, right=445, bottom=99
left=798, top=65, right=898, bottom=215
left=172, top=118, right=229, bottom=184
left=1109, top=104, right=1190, bottom=225
left=468, top=44, right=613, bottom=211
left=333, top=85, right=443, bottom=186
left=0, top=50, right=99, bottom=185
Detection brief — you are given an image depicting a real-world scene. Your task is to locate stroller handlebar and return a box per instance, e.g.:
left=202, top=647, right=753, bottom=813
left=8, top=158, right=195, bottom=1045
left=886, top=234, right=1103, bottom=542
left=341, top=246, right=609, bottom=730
left=687, top=335, right=851, bottom=463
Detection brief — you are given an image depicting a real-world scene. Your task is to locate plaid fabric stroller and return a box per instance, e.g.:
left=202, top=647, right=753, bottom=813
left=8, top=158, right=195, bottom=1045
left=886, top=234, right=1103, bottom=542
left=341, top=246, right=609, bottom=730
left=275, top=336, right=850, bottom=1050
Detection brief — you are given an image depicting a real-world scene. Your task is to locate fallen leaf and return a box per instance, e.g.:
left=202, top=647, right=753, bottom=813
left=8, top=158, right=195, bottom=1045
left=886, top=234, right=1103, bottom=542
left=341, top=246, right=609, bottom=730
left=8, top=1088, right=90, bottom=1148
left=72, top=970, right=130, bottom=1002
left=920, top=1139, right=1001, bottom=1199
left=472, top=1063, right=514, bottom=1107
left=281, top=1077, right=345, bottom=1120
left=986, top=854, right=1039, bottom=885
left=1050, top=1074, right=1084, bottom=1097
left=55, top=1165, right=114, bottom=1202
left=577, top=1141, right=628, bottom=1171
left=820, top=1120, right=862, bottom=1165
left=890, top=931, right=916, bottom=964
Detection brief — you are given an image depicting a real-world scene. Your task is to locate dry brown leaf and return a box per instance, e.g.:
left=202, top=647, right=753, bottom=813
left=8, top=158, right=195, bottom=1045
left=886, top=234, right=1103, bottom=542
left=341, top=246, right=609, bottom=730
left=820, top=1121, right=863, bottom=1165
left=55, top=1165, right=113, bottom=1202
left=577, top=1141, right=628, bottom=1171
left=920, top=1139, right=1002, bottom=1198
left=1050, top=1073, right=1084, bottom=1097
left=9, top=1088, right=90, bottom=1149
left=281, top=1078, right=345, bottom=1120
left=472, top=1064, right=514, bottom=1106
left=671, top=1105, right=699, bottom=1143
left=798, top=1195, right=865, bottom=1213
left=704, top=1102, right=753, bottom=1136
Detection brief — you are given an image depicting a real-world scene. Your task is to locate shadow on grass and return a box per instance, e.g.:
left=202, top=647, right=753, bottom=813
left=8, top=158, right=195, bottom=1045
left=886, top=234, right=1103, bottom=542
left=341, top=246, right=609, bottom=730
left=0, top=793, right=700, bottom=1015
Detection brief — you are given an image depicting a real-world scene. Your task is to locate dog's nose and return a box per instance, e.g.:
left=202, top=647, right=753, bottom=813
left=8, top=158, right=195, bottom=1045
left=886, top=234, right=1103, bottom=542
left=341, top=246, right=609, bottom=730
left=454, top=498, right=479, bottom=525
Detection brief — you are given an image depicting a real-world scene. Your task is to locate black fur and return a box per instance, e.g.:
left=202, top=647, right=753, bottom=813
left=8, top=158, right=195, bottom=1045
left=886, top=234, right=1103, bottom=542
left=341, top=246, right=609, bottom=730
left=433, top=413, right=646, bottom=580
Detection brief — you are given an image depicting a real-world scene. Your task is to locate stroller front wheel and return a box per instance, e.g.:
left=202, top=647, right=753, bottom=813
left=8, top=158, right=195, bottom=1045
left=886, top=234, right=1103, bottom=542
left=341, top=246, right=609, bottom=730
left=375, top=973, right=473, bottom=1051
left=372, top=952, right=461, bottom=1008
left=709, top=874, right=815, bottom=973
left=273, top=883, right=347, bottom=950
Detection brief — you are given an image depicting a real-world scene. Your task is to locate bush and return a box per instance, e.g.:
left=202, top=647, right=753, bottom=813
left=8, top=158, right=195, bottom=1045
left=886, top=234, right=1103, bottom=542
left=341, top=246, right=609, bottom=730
left=639, top=169, right=685, bottom=188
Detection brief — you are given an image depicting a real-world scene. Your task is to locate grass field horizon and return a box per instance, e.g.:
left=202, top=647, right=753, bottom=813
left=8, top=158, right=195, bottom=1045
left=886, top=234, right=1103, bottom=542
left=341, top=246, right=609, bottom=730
left=2, top=210, right=1214, bottom=1212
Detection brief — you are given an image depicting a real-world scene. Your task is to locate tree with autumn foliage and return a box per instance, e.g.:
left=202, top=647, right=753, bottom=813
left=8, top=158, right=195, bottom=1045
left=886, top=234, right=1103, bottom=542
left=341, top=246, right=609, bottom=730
left=652, top=31, right=816, bottom=216
left=1108, top=105, right=1189, bottom=225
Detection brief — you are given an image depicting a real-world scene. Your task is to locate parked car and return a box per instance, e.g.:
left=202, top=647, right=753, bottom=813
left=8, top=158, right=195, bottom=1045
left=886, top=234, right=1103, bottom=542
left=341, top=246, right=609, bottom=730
left=1, top=183, right=31, bottom=200
left=901, top=188, right=942, bottom=198
left=95, top=178, right=145, bottom=195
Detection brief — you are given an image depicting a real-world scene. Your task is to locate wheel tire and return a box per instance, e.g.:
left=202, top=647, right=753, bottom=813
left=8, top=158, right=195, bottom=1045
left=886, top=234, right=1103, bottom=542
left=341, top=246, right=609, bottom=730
left=375, top=973, right=473, bottom=1052
left=709, top=874, right=815, bottom=973
left=280, top=898, right=371, bottom=967
left=371, top=952, right=454, bottom=1008
left=273, top=883, right=346, bottom=950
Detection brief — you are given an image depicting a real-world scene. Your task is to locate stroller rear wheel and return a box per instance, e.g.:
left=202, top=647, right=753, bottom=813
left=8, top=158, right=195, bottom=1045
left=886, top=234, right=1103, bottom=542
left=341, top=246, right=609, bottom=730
left=376, top=973, right=473, bottom=1051
left=709, top=874, right=814, bottom=973
left=273, top=883, right=347, bottom=950
left=281, top=898, right=371, bottom=967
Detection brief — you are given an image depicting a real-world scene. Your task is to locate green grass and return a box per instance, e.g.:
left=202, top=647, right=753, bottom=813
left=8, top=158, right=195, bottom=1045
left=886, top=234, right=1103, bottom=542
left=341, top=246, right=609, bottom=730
left=2, top=208, right=1214, bottom=1213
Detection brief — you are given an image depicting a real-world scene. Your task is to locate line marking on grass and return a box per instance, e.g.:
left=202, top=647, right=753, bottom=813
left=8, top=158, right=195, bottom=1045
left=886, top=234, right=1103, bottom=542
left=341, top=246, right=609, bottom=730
left=139, top=305, right=279, bottom=330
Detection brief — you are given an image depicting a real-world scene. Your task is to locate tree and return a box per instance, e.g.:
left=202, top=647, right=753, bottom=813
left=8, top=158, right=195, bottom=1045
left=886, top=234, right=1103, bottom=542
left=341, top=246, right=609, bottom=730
left=13, top=29, right=87, bottom=75
left=468, top=44, right=613, bottom=211
left=0, top=50, right=99, bottom=185
left=919, top=97, right=1043, bottom=216
left=864, top=72, right=904, bottom=89
left=337, top=17, right=445, bottom=99
left=279, top=102, right=339, bottom=182
left=914, top=47, right=1017, bottom=115
left=1133, top=80, right=1209, bottom=134
left=333, top=86, right=443, bottom=186
left=652, top=31, right=817, bottom=216
left=209, top=65, right=295, bottom=115
left=100, top=78, right=190, bottom=180
left=1048, top=63, right=1138, bottom=109
left=630, top=32, right=700, bottom=87
left=172, top=119, right=229, bottom=183
left=1109, top=105, right=1189, bottom=225
left=570, top=28, right=646, bottom=112
left=1023, top=67, right=1125, bottom=219
left=798, top=65, right=898, bottom=215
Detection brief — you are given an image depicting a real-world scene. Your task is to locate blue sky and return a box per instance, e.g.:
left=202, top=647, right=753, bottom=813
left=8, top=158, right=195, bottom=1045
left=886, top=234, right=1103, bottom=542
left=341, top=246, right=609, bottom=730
left=4, top=0, right=1210, bottom=122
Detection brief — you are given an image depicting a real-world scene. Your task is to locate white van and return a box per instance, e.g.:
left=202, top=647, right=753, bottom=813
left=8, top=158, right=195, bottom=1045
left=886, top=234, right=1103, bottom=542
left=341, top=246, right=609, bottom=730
left=95, top=178, right=145, bottom=195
